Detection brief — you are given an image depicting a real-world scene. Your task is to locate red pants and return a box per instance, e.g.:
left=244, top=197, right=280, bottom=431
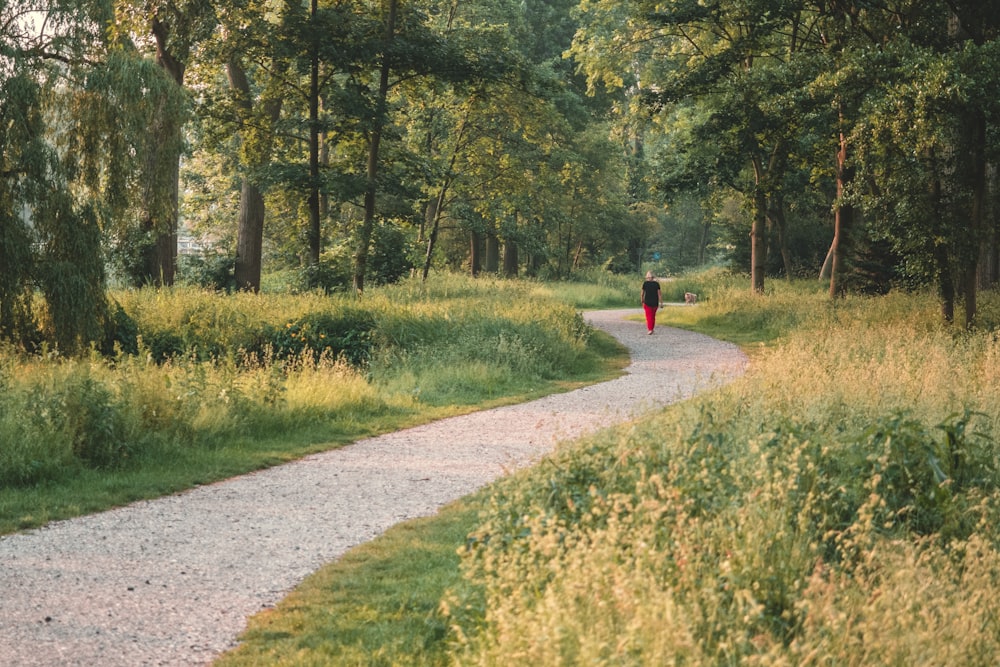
left=643, top=303, right=658, bottom=331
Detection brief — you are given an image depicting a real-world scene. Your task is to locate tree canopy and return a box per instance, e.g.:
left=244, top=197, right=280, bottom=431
left=2, top=0, right=999, bottom=351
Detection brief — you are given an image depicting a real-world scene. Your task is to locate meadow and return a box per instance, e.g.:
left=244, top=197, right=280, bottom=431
left=219, top=272, right=1000, bottom=666
left=0, top=273, right=631, bottom=535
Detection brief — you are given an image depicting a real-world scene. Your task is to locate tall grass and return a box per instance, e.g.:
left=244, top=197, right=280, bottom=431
left=0, top=275, right=615, bottom=534
left=444, top=282, right=1000, bottom=665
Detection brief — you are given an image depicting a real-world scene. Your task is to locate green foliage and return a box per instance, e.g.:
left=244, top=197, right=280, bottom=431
left=859, top=409, right=995, bottom=539
left=0, top=275, right=611, bottom=505
left=178, top=251, right=237, bottom=292
left=100, top=302, right=140, bottom=356
left=442, top=280, right=1000, bottom=664
left=47, top=372, right=137, bottom=470
left=368, top=220, right=416, bottom=286
left=256, top=310, right=376, bottom=367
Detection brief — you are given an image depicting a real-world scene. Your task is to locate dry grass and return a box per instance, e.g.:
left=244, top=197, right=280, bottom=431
left=448, top=283, right=1000, bottom=665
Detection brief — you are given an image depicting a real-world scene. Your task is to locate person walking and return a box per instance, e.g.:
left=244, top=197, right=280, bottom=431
left=641, top=270, right=662, bottom=334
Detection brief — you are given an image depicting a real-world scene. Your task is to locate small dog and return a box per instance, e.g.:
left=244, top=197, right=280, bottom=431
left=684, top=292, right=698, bottom=304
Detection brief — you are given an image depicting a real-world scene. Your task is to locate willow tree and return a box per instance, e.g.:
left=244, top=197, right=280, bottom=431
left=0, top=0, right=176, bottom=352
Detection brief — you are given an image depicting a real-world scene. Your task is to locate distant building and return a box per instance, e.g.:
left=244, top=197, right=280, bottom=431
left=178, top=225, right=213, bottom=256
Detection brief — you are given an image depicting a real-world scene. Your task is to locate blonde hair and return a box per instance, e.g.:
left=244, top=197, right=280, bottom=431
left=645, top=271, right=654, bottom=280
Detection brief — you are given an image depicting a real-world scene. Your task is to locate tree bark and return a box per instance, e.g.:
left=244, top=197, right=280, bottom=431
left=698, top=220, right=711, bottom=265
left=148, top=15, right=185, bottom=287
left=421, top=105, right=469, bottom=281
left=485, top=233, right=499, bottom=273
left=226, top=58, right=283, bottom=293
left=768, top=192, right=793, bottom=278
left=749, top=154, right=767, bottom=293
left=470, top=230, right=482, bottom=277
left=354, top=0, right=397, bottom=295
left=819, top=238, right=834, bottom=281
left=307, top=0, right=321, bottom=271
left=829, top=128, right=854, bottom=298
left=234, top=180, right=265, bottom=292
left=963, top=110, right=987, bottom=327
left=422, top=188, right=447, bottom=281
left=502, top=239, right=518, bottom=278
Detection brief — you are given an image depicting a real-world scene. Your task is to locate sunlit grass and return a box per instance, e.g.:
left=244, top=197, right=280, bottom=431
left=0, top=274, right=624, bottom=535
left=222, top=274, right=1000, bottom=666
left=215, top=498, right=484, bottom=667
left=448, top=282, right=1000, bottom=665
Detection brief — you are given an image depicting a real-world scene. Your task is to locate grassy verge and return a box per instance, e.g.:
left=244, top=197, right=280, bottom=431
left=0, top=274, right=626, bottom=535
left=215, top=497, right=486, bottom=667
left=219, top=274, right=1000, bottom=666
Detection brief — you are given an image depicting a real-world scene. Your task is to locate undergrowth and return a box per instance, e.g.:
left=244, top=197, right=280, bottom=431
left=443, top=281, right=1000, bottom=664
left=0, top=274, right=613, bottom=533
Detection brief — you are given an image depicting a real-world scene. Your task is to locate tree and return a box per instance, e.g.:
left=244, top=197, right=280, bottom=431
left=571, top=0, right=818, bottom=293
left=208, top=0, right=289, bottom=292
left=112, top=0, right=217, bottom=286
left=1, top=0, right=182, bottom=351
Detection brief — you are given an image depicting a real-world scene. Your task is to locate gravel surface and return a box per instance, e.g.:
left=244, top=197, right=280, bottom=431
left=0, top=309, right=747, bottom=666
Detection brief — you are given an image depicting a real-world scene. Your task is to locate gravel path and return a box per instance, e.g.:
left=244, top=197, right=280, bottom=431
left=0, top=310, right=747, bottom=666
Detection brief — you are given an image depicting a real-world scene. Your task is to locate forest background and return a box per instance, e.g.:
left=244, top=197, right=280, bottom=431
left=2, top=0, right=999, bottom=358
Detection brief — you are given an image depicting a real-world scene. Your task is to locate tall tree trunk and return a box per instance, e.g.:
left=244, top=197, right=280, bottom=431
left=698, top=220, right=711, bottom=265
left=227, top=58, right=283, bottom=293
left=355, top=0, right=397, bottom=295
left=421, top=105, right=470, bottom=281
left=929, top=152, right=955, bottom=322
left=749, top=155, right=767, bottom=293
left=819, top=238, right=834, bottom=281
left=964, top=111, right=987, bottom=327
left=422, top=188, right=447, bottom=281
left=234, top=181, right=265, bottom=292
left=830, top=127, right=854, bottom=297
left=572, top=239, right=585, bottom=271
left=767, top=193, right=793, bottom=278
left=502, top=239, right=518, bottom=278
left=149, top=15, right=184, bottom=287
left=937, top=245, right=955, bottom=323
left=470, top=230, right=482, bottom=277
left=485, top=233, right=499, bottom=273
left=306, top=0, right=321, bottom=270
left=750, top=191, right=766, bottom=293
left=980, top=163, right=999, bottom=289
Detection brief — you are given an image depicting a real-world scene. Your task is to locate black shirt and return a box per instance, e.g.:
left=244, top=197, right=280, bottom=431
left=641, top=280, right=661, bottom=307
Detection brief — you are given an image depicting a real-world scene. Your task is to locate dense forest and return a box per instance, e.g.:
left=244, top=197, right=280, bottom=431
left=2, top=0, right=999, bottom=353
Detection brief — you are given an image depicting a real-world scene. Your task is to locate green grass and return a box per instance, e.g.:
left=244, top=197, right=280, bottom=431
left=215, top=497, right=485, bottom=667
left=0, top=274, right=626, bottom=535
left=216, top=273, right=1000, bottom=666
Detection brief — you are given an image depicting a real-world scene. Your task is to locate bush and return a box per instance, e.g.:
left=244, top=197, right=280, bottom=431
left=295, top=260, right=351, bottom=295
left=100, top=301, right=139, bottom=357
left=252, top=309, right=377, bottom=368
left=0, top=401, right=74, bottom=486
left=178, top=252, right=237, bottom=292
left=142, top=328, right=186, bottom=362
left=50, top=373, right=137, bottom=469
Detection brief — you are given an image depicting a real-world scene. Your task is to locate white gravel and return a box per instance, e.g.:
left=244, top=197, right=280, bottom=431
left=0, top=309, right=747, bottom=666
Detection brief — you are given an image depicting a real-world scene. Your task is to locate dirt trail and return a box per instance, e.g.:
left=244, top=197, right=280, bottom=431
left=0, top=310, right=746, bottom=666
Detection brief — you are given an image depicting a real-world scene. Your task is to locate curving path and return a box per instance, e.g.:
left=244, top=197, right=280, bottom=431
left=0, top=310, right=746, bottom=666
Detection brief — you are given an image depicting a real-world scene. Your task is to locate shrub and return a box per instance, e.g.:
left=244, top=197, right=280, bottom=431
left=295, top=260, right=351, bottom=295
left=49, top=373, right=137, bottom=469
left=253, top=309, right=377, bottom=368
left=0, top=399, right=74, bottom=486
left=100, top=301, right=139, bottom=357
left=178, top=252, right=237, bottom=292
left=141, top=329, right=186, bottom=363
